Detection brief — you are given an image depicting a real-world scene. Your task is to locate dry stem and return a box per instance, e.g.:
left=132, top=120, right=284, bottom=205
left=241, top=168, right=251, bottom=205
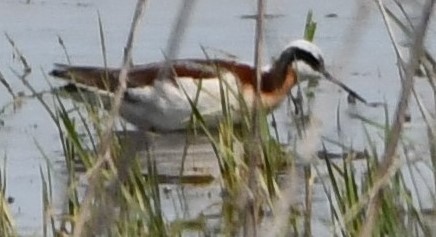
left=73, top=1, right=148, bottom=236
left=244, top=0, right=265, bottom=236
left=359, top=1, right=435, bottom=236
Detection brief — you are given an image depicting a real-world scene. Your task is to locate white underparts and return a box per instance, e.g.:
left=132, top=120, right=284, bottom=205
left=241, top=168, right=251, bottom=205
left=119, top=72, right=244, bottom=130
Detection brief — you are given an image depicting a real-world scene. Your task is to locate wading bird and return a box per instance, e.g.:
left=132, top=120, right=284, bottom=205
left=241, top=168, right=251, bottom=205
left=50, top=39, right=374, bottom=131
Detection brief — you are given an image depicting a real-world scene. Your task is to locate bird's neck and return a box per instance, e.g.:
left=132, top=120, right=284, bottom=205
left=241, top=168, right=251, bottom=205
left=261, top=59, right=294, bottom=93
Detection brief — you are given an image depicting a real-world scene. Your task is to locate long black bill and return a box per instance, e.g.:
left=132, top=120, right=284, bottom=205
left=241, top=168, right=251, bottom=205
left=322, top=71, right=384, bottom=107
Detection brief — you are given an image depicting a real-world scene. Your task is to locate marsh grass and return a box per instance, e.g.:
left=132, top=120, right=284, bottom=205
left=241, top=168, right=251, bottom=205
left=0, top=0, right=435, bottom=236
left=0, top=159, right=16, bottom=237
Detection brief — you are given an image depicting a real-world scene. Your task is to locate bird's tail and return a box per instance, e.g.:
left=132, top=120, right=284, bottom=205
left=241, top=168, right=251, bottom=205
left=49, top=64, right=120, bottom=92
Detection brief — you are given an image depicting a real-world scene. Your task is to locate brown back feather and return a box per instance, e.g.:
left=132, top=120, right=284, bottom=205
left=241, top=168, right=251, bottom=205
left=50, top=59, right=291, bottom=93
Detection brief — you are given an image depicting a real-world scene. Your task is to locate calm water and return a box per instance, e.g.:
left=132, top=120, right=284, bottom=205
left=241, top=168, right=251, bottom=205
left=0, top=0, right=435, bottom=235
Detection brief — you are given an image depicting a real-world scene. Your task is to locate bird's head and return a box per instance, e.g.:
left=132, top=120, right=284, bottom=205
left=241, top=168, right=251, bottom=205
left=278, top=39, right=327, bottom=81
left=276, top=39, right=375, bottom=105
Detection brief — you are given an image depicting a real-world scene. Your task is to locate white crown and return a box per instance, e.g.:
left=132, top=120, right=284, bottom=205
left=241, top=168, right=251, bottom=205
left=284, top=39, right=323, bottom=61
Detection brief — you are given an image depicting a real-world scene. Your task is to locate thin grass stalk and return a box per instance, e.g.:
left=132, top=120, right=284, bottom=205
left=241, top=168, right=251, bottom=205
left=160, top=1, right=205, bottom=218
left=143, top=145, right=167, bottom=235
left=181, top=71, right=244, bottom=234
left=0, top=70, right=16, bottom=99
left=261, top=120, right=325, bottom=237
left=383, top=6, right=436, bottom=138
left=97, top=11, right=110, bottom=83
left=0, top=158, right=16, bottom=236
left=303, top=165, right=313, bottom=237
left=147, top=3, right=198, bottom=210
left=395, top=164, right=431, bottom=235
left=192, top=47, right=252, bottom=235
left=158, top=0, right=197, bottom=80
left=73, top=1, right=148, bottom=236
left=164, top=0, right=196, bottom=62
left=8, top=48, right=78, bottom=235
left=57, top=36, right=72, bottom=65
left=11, top=51, right=82, bottom=234
left=82, top=0, right=147, bottom=180
left=33, top=140, right=59, bottom=237
left=75, top=103, right=99, bottom=154
left=429, top=128, right=436, bottom=203
left=360, top=1, right=435, bottom=236
left=300, top=13, right=318, bottom=237
left=40, top=166, right=49, bottom=237
left=270, top=113, right=280, bottom=141
left=316, top=147, right=348, bottom=236
left=7, top=31, right=93, bottom=236
left=385, top=3, right=436, bottom=136
left=244, top=0, right=265, bottom=236
left=5, top=33, right=31, bottom=73
left=178, top=77, right=203, bottom=179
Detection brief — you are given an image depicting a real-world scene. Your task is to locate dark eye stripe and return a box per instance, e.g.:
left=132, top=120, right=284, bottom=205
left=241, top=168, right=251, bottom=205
left=281, top=47, right=323, bottom=71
